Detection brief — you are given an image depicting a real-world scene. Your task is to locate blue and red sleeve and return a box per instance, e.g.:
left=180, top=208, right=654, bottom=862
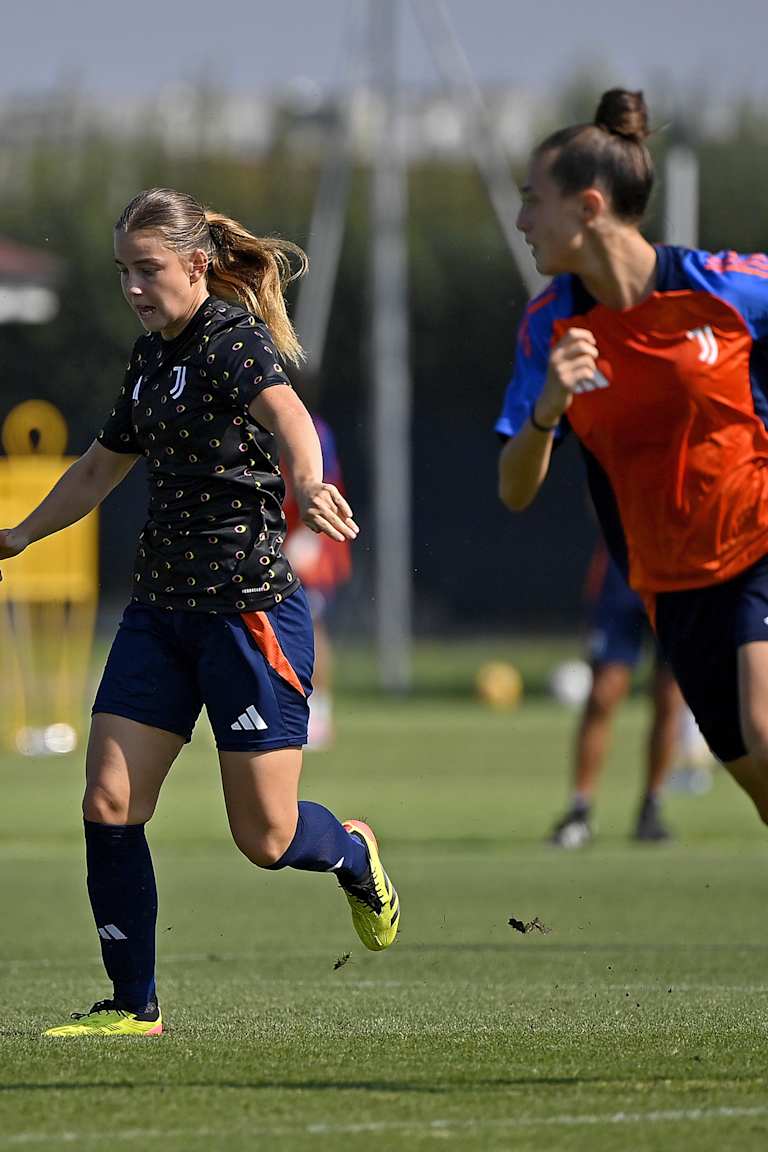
left=495, top=277, right=575, bottom=441
left=679, top=249, right=768, bottom=341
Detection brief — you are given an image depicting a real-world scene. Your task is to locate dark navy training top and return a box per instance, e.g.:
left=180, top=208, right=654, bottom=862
left=98, top=297, right=299, bottom=613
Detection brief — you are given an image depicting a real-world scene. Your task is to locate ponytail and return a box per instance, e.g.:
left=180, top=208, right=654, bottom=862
left=205, top=211, right=307, bottom=367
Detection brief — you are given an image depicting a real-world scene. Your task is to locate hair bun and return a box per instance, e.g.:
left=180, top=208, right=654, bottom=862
left=594, top=88, right=649, bottom=143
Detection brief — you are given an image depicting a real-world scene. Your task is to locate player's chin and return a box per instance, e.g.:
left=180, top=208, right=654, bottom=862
left=134, top=307, right=165, bottom=330
left=531, top=250, right=554, bottom=275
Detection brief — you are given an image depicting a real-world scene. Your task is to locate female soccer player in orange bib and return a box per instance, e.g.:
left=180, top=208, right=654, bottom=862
left=497, top=89, right=768, bottom=828
left=0, top=188, right=400, bottom=1036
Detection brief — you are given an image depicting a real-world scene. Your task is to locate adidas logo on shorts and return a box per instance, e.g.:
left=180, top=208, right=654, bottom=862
left=231, top=704, right=268, bottom=731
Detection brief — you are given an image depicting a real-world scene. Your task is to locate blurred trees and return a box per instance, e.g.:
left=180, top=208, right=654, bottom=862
left=1, top=88, right=767, bottom=629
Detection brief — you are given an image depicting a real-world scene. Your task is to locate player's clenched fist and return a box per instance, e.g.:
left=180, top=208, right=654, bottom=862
left=535, top=328, right=600, bottom=427
left=297, top=482, right=359, bottom=543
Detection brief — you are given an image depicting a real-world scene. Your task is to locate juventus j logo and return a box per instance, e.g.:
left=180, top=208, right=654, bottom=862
left=170, top=365, right=187, bottom=399
left=686, top=326, right=719, bottom=365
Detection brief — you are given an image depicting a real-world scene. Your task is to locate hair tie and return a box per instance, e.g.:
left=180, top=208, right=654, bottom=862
left=208, top=221, right=227, bottom=250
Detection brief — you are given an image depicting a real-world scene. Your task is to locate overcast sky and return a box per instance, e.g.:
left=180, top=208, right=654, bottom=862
left=1, top=0, right=765, bottom=105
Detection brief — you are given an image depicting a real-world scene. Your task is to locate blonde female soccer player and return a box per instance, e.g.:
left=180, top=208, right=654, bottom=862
left=497, top=90, right=768, bottom=833
left=0, top=188, right=399, bottom=1036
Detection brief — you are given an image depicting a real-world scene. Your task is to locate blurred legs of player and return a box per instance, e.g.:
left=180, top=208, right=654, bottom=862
left=307, top=602, right=333, bottom=750
left=634, top=664, right=682, bottom=841
left=552, top=658, right=630, bottom=847
left=551, top=660, right=680, bottom=847
left=666, top=705, right=715, bottom=794
left=551, top=662, right=630, bottom=847
left=551, top=547, right=682, bottom=848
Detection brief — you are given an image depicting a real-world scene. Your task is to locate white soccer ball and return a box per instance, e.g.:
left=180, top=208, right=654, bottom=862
left=549, top=659, right=593, bottom=708
left=44, top=723, right=78, bottom=754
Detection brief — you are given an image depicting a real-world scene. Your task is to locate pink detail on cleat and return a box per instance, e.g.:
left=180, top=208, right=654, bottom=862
left=343, top=819, right=378, bottom=848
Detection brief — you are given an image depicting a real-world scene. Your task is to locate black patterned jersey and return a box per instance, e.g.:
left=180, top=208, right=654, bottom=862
left=97, top=297, right=300, bottom=613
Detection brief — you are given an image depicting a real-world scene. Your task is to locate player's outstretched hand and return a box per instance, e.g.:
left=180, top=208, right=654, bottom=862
left=297, top=483, right=359, bottom=543
left=0, top=527, right=28, bottom=583
left=536, top=328, right=600, bottom=425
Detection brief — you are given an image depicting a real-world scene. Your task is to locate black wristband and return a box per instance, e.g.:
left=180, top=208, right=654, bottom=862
left=530, top=408, right=559, bottom=434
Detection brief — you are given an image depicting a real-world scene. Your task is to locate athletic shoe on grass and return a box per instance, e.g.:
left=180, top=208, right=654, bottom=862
left=633, top=796, right=672, bottom=843
left=550, top=807, right=592, bottom=849
left=43, top=998, right=162, bottom=1037
left=340, top=819, right=400, bottom=951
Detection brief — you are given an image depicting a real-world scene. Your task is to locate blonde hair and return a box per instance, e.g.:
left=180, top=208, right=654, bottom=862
left=115, top=188, right=308, bottom=365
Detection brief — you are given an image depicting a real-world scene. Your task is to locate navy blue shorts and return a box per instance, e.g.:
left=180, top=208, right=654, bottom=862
left=655, top=553, right=768, bottom=763
left=586, top=557, right=651, bottom=668
left=93, top=587, right=313, bottom=751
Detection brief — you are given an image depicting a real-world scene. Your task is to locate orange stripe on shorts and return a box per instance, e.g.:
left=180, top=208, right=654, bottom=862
left=241, top=611, right=306, bottom=697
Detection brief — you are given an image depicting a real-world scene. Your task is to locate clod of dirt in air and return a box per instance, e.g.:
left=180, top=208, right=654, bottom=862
left=508, top=916, right=551, bottom=935
left=333, top=952, right=351, bottom=970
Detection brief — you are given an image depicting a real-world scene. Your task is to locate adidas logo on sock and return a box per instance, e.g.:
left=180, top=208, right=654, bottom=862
left=231, top=704, right=268, bottom=732
left=98, top=924, right=128, bottom=941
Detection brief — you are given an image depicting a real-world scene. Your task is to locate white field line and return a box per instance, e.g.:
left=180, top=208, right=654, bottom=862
left=2, top=1106, right=768, bottom=1145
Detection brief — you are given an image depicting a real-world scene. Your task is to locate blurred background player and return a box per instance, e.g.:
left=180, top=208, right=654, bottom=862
left=283, top=404, right=351, bottom=749
left=551, top=540, right=683, bottom=847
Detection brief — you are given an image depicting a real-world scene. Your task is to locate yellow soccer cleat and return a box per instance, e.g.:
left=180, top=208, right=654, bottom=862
left=43, top=998, right=162, bottom=1037
left=341, top=820, right=400, bottom=951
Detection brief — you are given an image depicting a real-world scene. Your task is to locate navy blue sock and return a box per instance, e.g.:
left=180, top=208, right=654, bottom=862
left=268, top=801, right=369, bottom=886
left=84, top=820, right=157, bottom=1011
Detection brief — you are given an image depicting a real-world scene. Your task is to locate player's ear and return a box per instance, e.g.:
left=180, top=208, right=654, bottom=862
left=580, top=187, right=606, bottom=226
left=188, top=248, right=209, bottom=284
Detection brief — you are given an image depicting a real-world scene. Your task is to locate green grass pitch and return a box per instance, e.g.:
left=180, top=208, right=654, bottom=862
left=1, top=640, right=768, bottom=1151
